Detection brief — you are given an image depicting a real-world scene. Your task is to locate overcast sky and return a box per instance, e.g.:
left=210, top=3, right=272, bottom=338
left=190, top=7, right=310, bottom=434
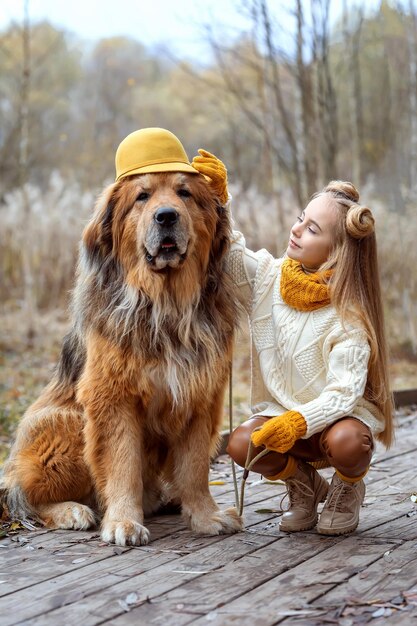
left=0, top=0, right=384, bottom=57
left=0, top=0, right=258, bottom=59
left=1, top=1, right=384, bottom=61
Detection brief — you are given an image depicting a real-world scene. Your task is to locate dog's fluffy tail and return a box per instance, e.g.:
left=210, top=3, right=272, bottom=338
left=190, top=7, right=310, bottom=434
left=0, top=477, right=39, bottom=522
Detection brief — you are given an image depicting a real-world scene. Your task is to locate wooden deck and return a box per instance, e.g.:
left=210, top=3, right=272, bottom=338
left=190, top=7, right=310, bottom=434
left=1, top=409, right=417, bottom=625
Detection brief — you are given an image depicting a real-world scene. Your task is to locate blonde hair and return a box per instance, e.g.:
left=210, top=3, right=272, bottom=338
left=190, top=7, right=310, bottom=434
left=317, top=180, right=394, bottom=448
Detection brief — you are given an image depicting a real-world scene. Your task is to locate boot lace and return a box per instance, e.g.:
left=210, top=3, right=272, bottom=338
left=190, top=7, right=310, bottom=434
left=325, top=478, right=360, bottom=523
left=280, top=477, right=314, bottom=511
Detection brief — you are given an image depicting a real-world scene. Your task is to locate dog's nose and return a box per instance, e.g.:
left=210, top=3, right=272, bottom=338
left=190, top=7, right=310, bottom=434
left=154, top=207, right=179, bottom=227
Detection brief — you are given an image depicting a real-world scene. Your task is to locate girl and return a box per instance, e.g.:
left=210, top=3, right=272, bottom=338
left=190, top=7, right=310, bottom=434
left=192, top=150, right=394, bottom=536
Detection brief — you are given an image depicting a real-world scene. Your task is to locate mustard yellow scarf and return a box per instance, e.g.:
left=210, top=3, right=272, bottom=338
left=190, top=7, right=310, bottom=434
left=280, top=259, right=333, bottom=311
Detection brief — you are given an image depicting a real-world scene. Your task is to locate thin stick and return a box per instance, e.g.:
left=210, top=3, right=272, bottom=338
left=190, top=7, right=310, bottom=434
left=229, top=360, right=240, bottom=511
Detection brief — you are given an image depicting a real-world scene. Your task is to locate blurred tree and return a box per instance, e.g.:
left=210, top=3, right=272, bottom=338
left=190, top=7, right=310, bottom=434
left=18, top=0, right=35, bottom=345
left=341, top=1, right=364, bottom=186
left=405, top=0, right=417, bottom=193
left=311, top=0, right=338, bottom=183
left=177, top=0, right=341, bottom=205
left=74, top=36, right=152, bottom=187
left=295, top=0, right=319, bottom=198
left=0, top=21, right=82, bottom=192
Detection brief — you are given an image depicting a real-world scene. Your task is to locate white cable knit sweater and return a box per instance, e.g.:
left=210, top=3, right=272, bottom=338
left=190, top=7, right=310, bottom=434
left=228, top=231, right=385, bottom=439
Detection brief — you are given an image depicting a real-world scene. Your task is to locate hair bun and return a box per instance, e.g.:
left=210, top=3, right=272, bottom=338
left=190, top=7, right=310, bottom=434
left=346, top=205, right=375, bottom=239
left=325, top=180, right=359, bottom=203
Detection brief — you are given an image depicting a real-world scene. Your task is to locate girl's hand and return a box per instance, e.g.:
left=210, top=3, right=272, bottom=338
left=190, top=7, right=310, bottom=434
left=191, top=149, right=229, bottom=205
left=251, top=411, right=307, bottom=454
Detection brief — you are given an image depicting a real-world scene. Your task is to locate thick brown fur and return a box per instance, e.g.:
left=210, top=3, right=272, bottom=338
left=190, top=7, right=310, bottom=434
left=4, top=172, right=242, bottom=545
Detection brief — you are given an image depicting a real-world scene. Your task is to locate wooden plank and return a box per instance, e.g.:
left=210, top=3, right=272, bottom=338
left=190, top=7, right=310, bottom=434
left=4, top=449, right=411, bottom=607
left=0, top=444, right=412, bottom=601
left=0, top=481, right=284, bottom=599
left=0, top=530, right=101, bottom=568
left=358, top=464, right=417, bottom=538
left=0, top=486, right=290, bottom=610
left=23, top=534, right=343, bottom=626
left=105, top=536, right=399, bottom=626
left=0, top=518, right=233, bottom=600
left=361, top=504, right=416, bottom=539
left=0, top=413, right=414, bottom=625
left=393, top=389, right=417, bottom=408
left=0, top=516, right=193, bottom=597
left=0, top=537, right=130, bottom=599
left=274, top=606, right=417, bottom=626
left=371, top=609, right=417, bottom=625
left=3, top=531, right=279, bottom=625
left=310, top=539, right=417, bottom=610
left=370, top=440, right=417, bottom=466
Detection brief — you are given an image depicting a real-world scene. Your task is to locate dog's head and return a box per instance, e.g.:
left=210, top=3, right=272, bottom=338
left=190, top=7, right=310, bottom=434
left=82, top=172, right=230, bottom=303
left=128, top=172, right=213, bottom=272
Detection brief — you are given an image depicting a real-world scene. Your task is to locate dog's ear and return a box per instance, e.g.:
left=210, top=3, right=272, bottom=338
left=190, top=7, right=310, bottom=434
left=191, top=176, right=231, bottom=268
left=82, top=183, right=119, bottom=264
left=209, top=200, right=232, bottom=276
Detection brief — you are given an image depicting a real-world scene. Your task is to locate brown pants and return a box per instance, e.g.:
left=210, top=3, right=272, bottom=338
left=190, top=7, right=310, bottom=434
left=227, top=416, right=374, bottom=479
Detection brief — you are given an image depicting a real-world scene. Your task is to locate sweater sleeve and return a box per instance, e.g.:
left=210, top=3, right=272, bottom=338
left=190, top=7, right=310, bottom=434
left=292, top=328, right=371, bottom=438
left=225, top=230, right=261, bottom=313
left=225, top=198, right=280, bottom=313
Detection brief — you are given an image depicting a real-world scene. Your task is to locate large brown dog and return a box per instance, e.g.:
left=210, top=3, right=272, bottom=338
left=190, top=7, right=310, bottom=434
left=4, top=169, right=242, bottom=545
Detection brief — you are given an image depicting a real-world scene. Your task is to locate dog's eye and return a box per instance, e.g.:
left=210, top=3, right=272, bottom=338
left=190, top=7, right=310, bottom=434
left=137, top=192, right=150, bottom=202
left=177, top=189, right=191, bottom=198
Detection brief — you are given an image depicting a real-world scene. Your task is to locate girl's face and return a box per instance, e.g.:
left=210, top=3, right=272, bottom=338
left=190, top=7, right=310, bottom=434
left=287, top=195, right=337, bottom=270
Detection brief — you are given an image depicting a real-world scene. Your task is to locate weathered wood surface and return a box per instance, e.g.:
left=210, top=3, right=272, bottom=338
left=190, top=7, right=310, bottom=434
left=1, top=410, right=416, bottom=625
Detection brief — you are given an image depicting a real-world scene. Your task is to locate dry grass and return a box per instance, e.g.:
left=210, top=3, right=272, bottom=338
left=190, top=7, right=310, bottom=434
left=0, top=174, right=95, bottom=308
left=0, top=307, right=69, bottom=465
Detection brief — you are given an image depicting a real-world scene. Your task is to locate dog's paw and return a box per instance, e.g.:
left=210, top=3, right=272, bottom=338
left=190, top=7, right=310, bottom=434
left=220, top=507, right=244, bottom=532
left=39, top=502, right=96, bottom=530
left=100, top=519, right=150, bottom=546
left=190, top=507, right=243, bottom=536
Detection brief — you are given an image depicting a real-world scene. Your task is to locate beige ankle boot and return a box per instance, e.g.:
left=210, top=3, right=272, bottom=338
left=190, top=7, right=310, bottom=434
left=279, top=461, right=329, bottom=532
left=317, top=473, right=365, bottom=535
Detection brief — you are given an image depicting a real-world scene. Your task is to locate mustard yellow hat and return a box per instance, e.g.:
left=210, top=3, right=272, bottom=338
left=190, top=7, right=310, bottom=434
left=115, top=127, right=198, bottom=181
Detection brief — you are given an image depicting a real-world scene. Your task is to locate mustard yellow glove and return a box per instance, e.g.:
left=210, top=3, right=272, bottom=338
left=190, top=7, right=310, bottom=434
left=191, top=149, right=229, bottom=205
left=250, top=411, right=307, bottom=454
